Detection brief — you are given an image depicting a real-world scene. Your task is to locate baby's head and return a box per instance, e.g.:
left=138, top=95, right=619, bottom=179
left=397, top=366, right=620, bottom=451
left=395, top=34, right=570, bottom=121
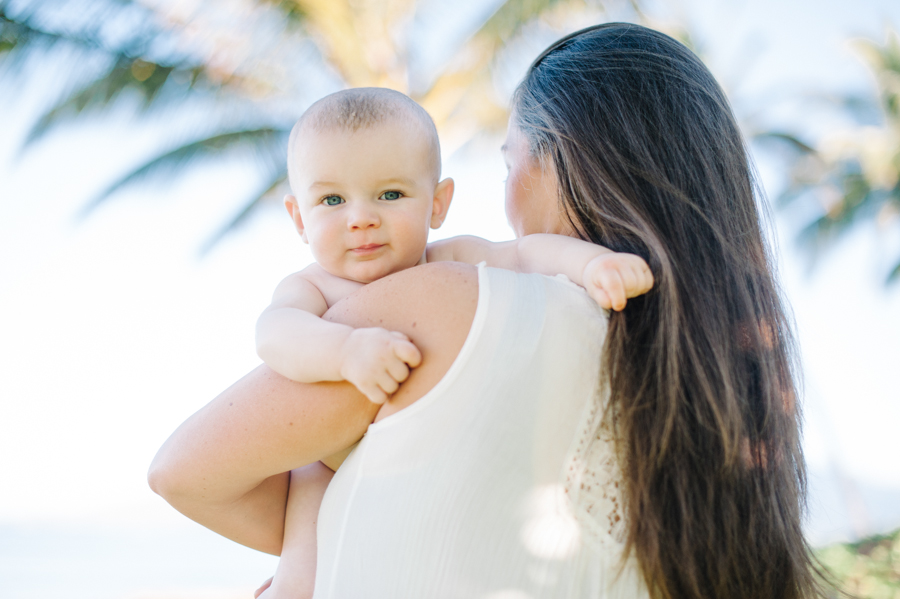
left=285, top=88, right=453, bottom=283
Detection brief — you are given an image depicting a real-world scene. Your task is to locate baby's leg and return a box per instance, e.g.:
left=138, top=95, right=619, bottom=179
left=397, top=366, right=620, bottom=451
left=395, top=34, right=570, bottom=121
left=257, top=461, right=334, bottom=599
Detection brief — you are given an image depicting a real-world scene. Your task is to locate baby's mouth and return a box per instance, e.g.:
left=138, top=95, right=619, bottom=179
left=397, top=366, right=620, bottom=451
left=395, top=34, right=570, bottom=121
left=351, top=243, right=386, bottom=255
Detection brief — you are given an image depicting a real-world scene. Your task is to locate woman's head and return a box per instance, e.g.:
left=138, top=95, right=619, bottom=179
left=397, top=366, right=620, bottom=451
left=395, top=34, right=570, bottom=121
left=501, top=118, right=572, bottom=238
left=511, top=23, right=823, bottom=599
left=511, top=23, right=758, bottom=265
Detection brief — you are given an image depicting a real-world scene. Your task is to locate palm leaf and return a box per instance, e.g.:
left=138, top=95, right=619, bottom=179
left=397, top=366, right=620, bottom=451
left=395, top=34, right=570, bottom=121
left=773, top=28, right=900, bottom=285
left=0, top=9, right=44, bottom=59
left=475, top=0, right=572, bottom=43
left=255, top=0, right=309, bottom=25
left=752, top=131, right=816, bottom=155
left=0, top=6, right=106, bottom=68
left=22, top=56, right=218, bottom=147
left=79, top=127, right=289, bottom=216
left=24, top=58, right=188, bottom=145
left=290, top=0, right=375, bottom=87
left=417, top=0, right=597, bottom=148
left=888, top=260, right=900, bottom=283
left=198, top=166, right=288, bottom=255
left=853, top=31, right=900, bottom=119
left=793, top=169, right=881, bottom=256
left=2, top=1, right=232, bottom=147
left=1, top=0, right=152, bottom=68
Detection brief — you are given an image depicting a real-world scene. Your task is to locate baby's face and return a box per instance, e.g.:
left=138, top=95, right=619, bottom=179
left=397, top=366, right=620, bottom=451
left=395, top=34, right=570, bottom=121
left=288, top=121, right=444, bottom=283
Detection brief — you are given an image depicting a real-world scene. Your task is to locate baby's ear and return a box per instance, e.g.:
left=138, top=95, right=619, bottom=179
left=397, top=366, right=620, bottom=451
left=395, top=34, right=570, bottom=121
left=284, top=194, right=308, bottom=243
left=430, top=178, right=454, bottom=229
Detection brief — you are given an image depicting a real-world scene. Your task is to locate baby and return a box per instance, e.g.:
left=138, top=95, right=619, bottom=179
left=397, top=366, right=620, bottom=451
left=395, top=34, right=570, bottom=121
left=253, top=88, right=653, bottom=598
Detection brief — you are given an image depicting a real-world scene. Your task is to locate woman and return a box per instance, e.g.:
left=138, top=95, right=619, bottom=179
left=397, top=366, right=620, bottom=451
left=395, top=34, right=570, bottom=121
left=150, top=23, right=823, bottom=599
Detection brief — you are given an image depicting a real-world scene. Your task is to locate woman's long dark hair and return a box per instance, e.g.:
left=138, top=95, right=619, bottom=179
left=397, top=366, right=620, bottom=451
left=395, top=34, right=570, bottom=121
left=514, top=23, right=824, bottom=599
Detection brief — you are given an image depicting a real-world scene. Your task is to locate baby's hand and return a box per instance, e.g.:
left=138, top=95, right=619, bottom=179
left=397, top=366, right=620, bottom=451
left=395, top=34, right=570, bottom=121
left=340, top=328, right=423, bottom=404
left=583, top=252, right=654, bottom=311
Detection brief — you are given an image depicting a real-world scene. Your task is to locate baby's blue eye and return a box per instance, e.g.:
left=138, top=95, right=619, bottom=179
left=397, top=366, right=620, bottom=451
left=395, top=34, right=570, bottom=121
left=323, top=196, right=344, bottom=206
left=380, top=191, right=402, bottom=201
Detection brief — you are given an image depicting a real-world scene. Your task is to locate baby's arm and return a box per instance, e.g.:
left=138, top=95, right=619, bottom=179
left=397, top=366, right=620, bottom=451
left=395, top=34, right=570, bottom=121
left=256, top=272, right=422, bottom=404
left=255, top=462, right=334, bottom=599
left=427, top=235, right=653, bottom=310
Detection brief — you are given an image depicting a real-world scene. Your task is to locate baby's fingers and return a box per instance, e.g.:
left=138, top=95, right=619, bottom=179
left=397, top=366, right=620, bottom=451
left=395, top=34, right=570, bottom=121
left=597, top=269, right=628, bottom=311
left=587, top=286, right=613, bottom=310
left=376, top=372, right=401, bottom=396
left=392, top=334, right=422, bottom=368
left=637, top=262, right=654, bottom=293
left=624, top=257, right=654, bottom=296
left=360, top=382, right=389, bottom=405
left=386, top=358, right=411, bottom=385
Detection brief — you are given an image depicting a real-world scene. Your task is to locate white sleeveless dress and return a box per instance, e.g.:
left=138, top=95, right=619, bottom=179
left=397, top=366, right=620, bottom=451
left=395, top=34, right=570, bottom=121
left=314, top=265, right=649, bottom=599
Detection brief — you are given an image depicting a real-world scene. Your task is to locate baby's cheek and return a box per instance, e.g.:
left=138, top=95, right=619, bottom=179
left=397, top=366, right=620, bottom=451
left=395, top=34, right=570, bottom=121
left=307, top=239, right=343, bottom=273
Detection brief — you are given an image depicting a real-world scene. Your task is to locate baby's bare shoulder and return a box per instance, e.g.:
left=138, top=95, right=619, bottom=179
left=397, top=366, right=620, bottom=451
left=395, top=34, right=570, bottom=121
left=282, top=263, right=364, bottom=308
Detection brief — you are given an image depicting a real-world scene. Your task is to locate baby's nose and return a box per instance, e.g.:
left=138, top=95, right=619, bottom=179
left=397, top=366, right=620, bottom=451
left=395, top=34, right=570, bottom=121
left=347, top=204, right=380, bottom=229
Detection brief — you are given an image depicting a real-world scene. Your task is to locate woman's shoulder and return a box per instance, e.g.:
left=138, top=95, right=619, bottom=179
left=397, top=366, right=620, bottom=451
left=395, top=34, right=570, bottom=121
left=325, top=262, right=479, bottom=329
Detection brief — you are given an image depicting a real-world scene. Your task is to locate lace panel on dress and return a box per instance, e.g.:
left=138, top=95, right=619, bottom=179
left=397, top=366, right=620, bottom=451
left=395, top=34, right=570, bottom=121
left=563, top=382, right=627, bottom=550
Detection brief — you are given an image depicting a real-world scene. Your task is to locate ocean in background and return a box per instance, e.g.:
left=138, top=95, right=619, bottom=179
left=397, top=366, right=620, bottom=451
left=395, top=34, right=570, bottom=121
left=0, top=522, right=277, bottom=599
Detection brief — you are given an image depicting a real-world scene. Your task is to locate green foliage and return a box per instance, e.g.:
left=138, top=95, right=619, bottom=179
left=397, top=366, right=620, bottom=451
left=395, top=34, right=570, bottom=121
left=1, top=0, right=642, bottom=248
left=80, top=128, right=290, bottom=216
left=1, top=1, right=225, bottom=145
left=818, top=528, right=900, bottom=599
left=198, top=165, right=288, bottom=254
left=256, top=0, right=308, bottom=25
left=1, top=0, right=277, bottom=236
left=775, top=28, right=900, bottom=285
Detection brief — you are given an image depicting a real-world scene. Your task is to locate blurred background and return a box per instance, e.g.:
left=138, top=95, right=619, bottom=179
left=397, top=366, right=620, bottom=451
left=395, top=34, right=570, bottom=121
left=1, top=0, right=899, bottom=597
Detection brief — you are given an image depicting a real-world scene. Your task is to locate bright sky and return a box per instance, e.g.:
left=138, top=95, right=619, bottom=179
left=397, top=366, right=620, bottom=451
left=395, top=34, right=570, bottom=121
left=1, top=0, right=899, bottom=550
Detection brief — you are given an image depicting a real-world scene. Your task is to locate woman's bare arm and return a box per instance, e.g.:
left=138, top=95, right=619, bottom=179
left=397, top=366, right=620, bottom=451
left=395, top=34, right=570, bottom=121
left=148, top=262, right=478, bottom=555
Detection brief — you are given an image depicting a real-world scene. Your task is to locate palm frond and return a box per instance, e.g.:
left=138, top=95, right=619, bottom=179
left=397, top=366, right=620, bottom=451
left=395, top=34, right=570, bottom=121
left=476, top=0, right=572, bottom=43
left=853, top=30, right=900, bottom=120
left=793, top=168, right=882, bottom=255
left=255, top=0, right=309, bottom=26
left=23, top=56, right=218, bottom=146
left=79, top=127, right=289, bottom=216
left=0, top=9, right=45, bottom=59
left=0, top=7, right=106, bottom=68
left=199, top=166, right=288, bottom=255
left=417, top=0, right=593, bottom=146
left=2, top=1, right=233, bottom=147
left=752, top=131, right=816, bottom=154
left=1, top=0, right=152, bottom=68
left=773, top=28, right=900, bottom=285
left=291, top=0, right=374, bottom=87
left=888, top=260, right=900, bottom=284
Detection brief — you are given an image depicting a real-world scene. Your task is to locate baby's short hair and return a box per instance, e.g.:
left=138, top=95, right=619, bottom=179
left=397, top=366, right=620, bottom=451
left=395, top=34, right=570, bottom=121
left=289, top=88, right=441, bottom=187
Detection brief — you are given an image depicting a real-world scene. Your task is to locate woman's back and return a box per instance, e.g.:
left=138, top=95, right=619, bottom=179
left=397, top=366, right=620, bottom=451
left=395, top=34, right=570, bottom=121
left=315, top=265, right=648, bottom=598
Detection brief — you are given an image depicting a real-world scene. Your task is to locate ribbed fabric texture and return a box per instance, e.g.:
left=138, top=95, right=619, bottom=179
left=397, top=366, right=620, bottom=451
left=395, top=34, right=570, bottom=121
left=314, top=265, right=649, bottom=599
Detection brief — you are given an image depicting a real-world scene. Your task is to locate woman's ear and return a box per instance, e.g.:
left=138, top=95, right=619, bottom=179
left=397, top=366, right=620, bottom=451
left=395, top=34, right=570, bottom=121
left=430, top=178, right=454, bottom=229
left=284, top=194, right=308, bottom=243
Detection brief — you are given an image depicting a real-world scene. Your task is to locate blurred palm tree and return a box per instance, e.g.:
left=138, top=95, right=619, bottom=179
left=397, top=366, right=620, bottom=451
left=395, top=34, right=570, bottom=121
left=768, top=28, right=900, bottom=284
left=1, top=0, right=643, bottom=249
